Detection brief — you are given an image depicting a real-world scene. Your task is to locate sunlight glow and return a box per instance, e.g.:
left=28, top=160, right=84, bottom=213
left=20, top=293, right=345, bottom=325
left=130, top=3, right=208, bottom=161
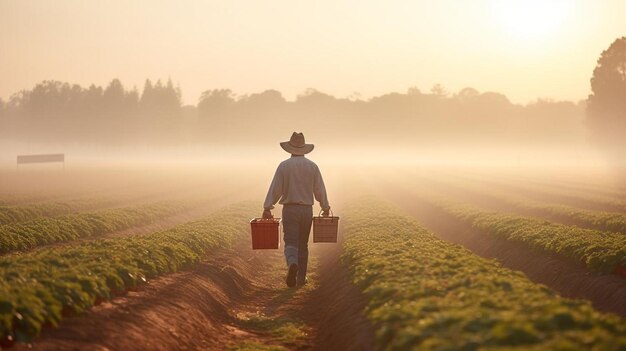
left=491, top=0, right=572, bottom=41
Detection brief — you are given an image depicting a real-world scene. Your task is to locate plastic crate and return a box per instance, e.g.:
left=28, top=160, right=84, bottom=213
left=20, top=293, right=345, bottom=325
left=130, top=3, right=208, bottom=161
left=313, top=212, right=339, bottom=243
left=250, top=218, right=281, bottom=249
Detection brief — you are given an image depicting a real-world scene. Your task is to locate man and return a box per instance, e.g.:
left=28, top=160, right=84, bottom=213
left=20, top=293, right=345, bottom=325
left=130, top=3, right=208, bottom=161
left=263, top=132, right=331, bottom=288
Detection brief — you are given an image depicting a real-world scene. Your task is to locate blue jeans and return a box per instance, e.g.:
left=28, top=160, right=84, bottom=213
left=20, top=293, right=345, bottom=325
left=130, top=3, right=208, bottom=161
left=282, top=204, right=313, bottom=283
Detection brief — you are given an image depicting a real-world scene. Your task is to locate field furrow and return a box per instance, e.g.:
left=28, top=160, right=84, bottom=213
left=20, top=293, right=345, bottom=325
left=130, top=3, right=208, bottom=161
left=342, top=198, right=626, bottom=350
left=415, top=193, right=626, bottom=274
left=0, top=202, right=194, bottom=254
left=413, top=177, right=626, bottom=235
left=0, top=201, right=256, bottom=343
left=456, top=175, right=626, bottom=214
left=452, top=172, right=626, bottom=201
left=0, top=198, right=130, bottom=226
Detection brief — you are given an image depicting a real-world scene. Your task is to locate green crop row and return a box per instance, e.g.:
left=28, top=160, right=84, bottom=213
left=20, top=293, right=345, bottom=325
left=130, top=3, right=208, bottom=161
left=0, top=202, right=255, bottom=343
left=342, top=199, right=626, bottom=350
left=488, top=196, right=626, bottom=235
left=0, top=202, right=191, bottom=254
left=520, top=179, right=626, bottom=201
left=424, top=178, right=626, bottom=235
left=0, top=197, right=128, bottom=225
left=478, top=177, right=626, bottom=214
left=422, top=195, right=626, bottom=273
left=0, top=194, right=57, bottom=207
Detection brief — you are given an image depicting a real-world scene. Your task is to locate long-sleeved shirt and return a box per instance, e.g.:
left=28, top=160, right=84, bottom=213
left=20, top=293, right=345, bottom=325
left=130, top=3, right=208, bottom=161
left=263, top=156, right=330, bottom=210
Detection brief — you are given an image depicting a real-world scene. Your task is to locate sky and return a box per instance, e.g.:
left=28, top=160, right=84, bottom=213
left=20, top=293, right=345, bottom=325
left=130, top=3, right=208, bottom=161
left=1, top=0, right=625, bottom=105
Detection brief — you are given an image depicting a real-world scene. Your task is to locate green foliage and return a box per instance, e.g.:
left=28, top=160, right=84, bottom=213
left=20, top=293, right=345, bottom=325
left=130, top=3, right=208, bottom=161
left=492, top=196, right=626, bottom=235
left=496, top=180, right=626, bottom=214
left=428, top=198, right=626, bottom=273
left=0, top=202, right=189, bottom=253
left=587, top=36, right=626, bottom=153
left=342, top=199, right=626, bottom=350
left=0, top=198, right=120, bottom=225
left=433, top=178, right=626, bottom=235
left=0, top=202, right=255, bottom=341
left=0, top=194, right=56, bottom=207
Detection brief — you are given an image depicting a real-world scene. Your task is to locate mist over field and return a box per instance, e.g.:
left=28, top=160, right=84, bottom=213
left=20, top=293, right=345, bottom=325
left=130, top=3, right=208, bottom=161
left=0, top=78, right=620, bottom=187
left=0, top=81, right=603, bottom=163
left=0, top=2, right=624, bottom=177
left=1, top=1, right=626, bottom=350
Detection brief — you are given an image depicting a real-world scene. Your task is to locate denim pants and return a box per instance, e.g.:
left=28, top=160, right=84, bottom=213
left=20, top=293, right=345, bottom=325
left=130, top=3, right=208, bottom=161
left=282, top=204, right=313, bottom=282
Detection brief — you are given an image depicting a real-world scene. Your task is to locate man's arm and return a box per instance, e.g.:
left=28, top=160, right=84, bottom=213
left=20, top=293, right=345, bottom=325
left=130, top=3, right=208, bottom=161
left=313, top=166, right=330, bottom=214
left=263, top=165, right=283, bottom=211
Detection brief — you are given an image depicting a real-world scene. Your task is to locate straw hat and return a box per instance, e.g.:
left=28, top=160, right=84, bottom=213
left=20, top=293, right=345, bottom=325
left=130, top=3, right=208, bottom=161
left=280, top=132, right=314, bottom=155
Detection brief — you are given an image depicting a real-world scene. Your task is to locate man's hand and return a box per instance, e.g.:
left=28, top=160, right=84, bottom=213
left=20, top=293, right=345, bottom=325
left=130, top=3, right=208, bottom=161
left=262, top=209, right=273, bottom=219
left=321, top=208, right=331, bottom=217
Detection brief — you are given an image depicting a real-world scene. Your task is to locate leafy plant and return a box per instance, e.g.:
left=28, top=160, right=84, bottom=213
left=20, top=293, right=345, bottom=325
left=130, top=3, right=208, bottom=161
left=342, top=199, right=626, bottom=350
left=425, top=196, right=626, bottom=273
left=0, top=202, right=256, bottom=342
left=0, top=202, right=190, bottom=253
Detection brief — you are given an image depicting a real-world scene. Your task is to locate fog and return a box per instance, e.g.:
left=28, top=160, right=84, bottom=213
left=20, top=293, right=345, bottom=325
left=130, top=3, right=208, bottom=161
left=0, top=80, right=617, bottom=177
left=1, top=2, right=625, bottom=190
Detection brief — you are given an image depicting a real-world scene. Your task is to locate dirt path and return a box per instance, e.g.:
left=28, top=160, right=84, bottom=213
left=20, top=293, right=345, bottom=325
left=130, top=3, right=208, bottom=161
left=385, top=189, right=626, bottom=317
left=14, top=234, right=373, bottom=350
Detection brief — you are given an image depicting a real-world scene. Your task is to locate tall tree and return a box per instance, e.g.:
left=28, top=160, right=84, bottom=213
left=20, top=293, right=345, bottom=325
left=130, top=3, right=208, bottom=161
left=587, top=37, right=626, bottom=165
left=140, top=79, right=154, bottom=108
left=103, top=78, right=126, bottom=115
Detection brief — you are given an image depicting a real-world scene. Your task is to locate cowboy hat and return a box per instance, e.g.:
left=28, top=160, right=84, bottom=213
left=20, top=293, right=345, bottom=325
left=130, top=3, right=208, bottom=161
left=280, top=132, right=314, bottom=155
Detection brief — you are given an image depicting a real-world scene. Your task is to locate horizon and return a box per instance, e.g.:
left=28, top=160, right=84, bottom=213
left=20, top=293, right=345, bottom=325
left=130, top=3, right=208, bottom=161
left=2, top=0, right=625, bottom=104
left=0, top=77, right=592, bottom=106
left=2, top=2, right=626, bottom=350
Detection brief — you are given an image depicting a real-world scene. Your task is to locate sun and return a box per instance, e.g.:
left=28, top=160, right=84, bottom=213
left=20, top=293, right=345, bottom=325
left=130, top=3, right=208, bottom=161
left=490, top=0, right=571, bottom=41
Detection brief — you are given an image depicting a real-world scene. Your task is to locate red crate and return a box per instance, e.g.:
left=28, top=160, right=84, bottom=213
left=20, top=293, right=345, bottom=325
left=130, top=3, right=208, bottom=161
left=313, top=213, right=339, bottom=243
left=250, top=218, right=281, bottom=249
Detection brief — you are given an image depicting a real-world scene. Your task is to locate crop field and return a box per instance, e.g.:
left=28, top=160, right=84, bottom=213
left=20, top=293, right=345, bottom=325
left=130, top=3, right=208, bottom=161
left=4, top=1, right=626, bottom=349
left=0, top=166, right=624, bottom=351
left=342, top=199, right=626, bottom=350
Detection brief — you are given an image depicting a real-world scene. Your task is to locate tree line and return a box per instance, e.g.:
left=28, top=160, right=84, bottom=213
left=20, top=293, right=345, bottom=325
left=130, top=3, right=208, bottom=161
left=0, top=80, right=587, bottom=149
left=0, top=78, right=182, bottom=144
left=0, top=37, right=623, bottom=157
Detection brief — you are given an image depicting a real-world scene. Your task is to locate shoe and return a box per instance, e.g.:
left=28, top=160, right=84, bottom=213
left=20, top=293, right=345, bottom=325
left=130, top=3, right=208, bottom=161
left=296, top=277, right=307, bottom=287
left=286, top=263, right=298, bottom=287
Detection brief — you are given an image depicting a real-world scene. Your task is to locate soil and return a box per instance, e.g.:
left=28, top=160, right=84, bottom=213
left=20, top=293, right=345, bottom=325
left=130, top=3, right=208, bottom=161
left=385, top=188, right=626, bottom=317
left=1, top=192, right=246, bottom=257
left=414, top=179, right=626, bottom=233
left=13, top=235, right=374, bottom=350
left=468, top=178, right=626, bottom=214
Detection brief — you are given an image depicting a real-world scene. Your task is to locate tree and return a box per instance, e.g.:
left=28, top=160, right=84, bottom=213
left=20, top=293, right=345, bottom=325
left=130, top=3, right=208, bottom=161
left=103, top=79, right=126, bottom=114
left=140, top=79, right=154, bottom=108
left=139, top=78, right=181, bottom=115
left=456, top=87, right=480, bottom=101
left=407, top=86, right=422, bottom=96
left=241, top=89, right=285, bottom=106
left=587, top=37, right=626, bottom=166
left=162, top=78, right=182, bottom=112
left=295, top=88, right=336, bottom=106
left=430, top=84, right=449, bottom=97
left=198, top=89, right=236, bottom=116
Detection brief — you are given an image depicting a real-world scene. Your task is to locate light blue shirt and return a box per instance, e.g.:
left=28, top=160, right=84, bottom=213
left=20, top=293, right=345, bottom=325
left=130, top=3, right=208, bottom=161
left=264, top=156, right=330, bottom=211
